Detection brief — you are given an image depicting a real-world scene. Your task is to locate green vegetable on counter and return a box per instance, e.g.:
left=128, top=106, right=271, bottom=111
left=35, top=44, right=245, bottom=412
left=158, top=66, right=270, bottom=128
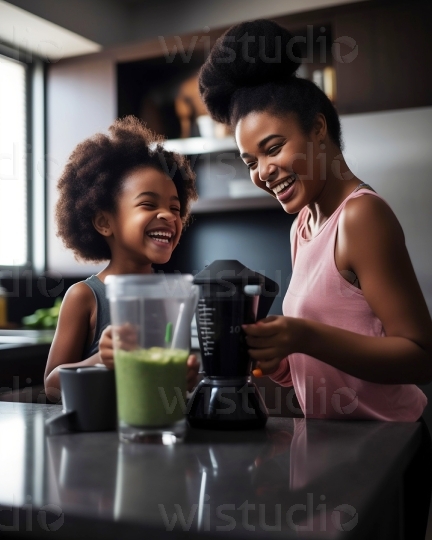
left=22, top=297, right=62, bottom=329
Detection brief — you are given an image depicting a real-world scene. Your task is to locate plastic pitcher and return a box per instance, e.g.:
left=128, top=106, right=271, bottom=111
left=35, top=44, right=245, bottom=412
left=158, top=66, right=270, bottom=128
left=105, top=274, right=199, bottom=443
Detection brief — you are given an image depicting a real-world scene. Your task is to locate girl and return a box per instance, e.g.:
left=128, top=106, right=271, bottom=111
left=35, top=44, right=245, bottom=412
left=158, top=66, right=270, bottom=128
left=44, top=116, right=199, bottom=402
left=198, top=19, right=432, bottom=537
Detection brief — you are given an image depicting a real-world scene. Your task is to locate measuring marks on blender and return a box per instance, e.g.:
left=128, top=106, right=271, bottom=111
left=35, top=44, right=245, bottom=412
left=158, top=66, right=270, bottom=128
left=197, top=298, right=215, bottom=357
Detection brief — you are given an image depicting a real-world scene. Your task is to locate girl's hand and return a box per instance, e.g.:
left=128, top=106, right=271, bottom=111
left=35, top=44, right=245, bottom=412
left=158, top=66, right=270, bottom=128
left=99, top=325, right=114, bottom=369
left=243, top=315, right=302, bottom=376
left=101, top=326, right=200, bottom=391
left=187, top=354, right=200, bottom=392
left=99, top=323, right=139, bottom=369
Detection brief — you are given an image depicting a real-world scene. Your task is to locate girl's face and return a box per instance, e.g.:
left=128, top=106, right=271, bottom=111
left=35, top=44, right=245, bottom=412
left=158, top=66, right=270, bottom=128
left=107, top=167, right=183, bottom=266
left=235, top=111, right=325, bottom=214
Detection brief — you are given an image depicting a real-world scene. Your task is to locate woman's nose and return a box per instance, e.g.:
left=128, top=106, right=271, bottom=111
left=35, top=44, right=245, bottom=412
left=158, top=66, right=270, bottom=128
left=258, top=161, right=278, bottom=183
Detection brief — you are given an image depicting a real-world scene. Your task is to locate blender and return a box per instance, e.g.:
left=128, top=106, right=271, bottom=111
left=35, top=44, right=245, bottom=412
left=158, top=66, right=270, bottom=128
left=187, top=260, right=279, bottom=430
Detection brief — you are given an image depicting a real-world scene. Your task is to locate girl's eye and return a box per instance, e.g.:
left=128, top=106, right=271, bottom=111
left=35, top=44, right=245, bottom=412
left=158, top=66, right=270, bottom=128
left=140, top=203, right=155, bottom=208
left=171, top=207, right=181, bottom=213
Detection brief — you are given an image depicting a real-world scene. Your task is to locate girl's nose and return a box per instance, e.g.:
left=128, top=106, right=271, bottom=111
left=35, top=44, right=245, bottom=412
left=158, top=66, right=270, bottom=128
left=157, top=209, right=177, bottom=222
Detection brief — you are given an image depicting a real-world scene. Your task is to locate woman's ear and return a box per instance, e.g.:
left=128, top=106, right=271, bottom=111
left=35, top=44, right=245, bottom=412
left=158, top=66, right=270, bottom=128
left=313, top=113, right=328, bottom=142
left=93, top=212, right=113, bottom=237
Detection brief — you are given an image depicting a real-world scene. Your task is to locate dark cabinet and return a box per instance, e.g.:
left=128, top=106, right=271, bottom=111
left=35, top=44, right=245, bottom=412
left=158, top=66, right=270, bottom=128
left=333, top=0, right=432, bottom=114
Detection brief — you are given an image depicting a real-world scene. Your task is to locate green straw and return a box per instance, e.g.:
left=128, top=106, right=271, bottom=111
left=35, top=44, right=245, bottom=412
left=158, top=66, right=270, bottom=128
left=165, top=322, right=173, bottom=345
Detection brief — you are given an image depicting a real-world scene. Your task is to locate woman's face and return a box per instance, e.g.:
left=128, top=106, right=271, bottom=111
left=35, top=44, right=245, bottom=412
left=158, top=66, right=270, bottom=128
left=235, top=111, right=325, bottom=214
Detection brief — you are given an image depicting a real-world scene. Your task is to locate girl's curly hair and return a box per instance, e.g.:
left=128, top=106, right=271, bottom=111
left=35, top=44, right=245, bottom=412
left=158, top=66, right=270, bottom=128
left=56, top=116, right=197, bottom=262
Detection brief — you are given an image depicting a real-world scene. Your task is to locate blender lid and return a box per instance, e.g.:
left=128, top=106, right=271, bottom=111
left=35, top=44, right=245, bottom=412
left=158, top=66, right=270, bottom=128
left=193, top=260, right=263, bottom=285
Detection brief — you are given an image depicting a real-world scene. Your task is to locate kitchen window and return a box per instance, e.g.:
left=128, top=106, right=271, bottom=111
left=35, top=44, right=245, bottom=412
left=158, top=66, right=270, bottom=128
left=0, top=52, right=28, bottom=266
left=0, top=46, right=45, bottom=273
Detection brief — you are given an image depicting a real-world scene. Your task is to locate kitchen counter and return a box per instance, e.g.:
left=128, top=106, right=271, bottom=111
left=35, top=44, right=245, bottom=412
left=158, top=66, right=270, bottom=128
left=0, top=403, right=421, bottom=539
left=0, top=331, right=53, bottom=396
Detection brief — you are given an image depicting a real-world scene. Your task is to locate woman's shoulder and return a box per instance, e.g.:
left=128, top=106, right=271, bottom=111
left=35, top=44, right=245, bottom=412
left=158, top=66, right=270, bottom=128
left=340, top=190, right=405, bottom=245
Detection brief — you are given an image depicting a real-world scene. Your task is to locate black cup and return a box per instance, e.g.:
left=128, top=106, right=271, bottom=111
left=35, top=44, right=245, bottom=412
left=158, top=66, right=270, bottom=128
left=45, top=366, right=117, bottom=434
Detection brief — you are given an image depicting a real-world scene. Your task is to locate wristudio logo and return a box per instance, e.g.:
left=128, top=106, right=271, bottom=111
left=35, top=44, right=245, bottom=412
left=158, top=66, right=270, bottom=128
left=158, top=493, right=358, bottom=533
left=157, top=25, right=358, bottom=66
left=303, top=377, right=359, bottom=416
left=157, top=377, right=359, bottom=417
left=158, top=385, right=268, bottom=416
left=0, top=496, right=64, bottom=533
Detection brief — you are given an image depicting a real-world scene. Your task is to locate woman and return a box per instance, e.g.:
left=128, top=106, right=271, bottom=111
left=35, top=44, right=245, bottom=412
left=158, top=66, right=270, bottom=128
left=199, top=19, right=432, bottom=538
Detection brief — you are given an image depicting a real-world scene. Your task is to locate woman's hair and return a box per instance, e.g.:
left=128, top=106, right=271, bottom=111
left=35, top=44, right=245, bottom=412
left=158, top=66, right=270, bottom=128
left=199, top=19, right=342, bottom=148
left=56, top=116, right=197, bottom=262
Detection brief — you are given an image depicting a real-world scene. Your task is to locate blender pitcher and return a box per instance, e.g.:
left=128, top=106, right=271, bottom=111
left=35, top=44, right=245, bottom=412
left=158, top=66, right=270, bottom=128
left=187, top=260, right=279, bottom=430
left=106, top=274, right=199, bottom=443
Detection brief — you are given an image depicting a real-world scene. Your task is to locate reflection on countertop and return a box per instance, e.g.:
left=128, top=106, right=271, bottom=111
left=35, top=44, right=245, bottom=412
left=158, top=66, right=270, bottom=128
left=0, top=403, right=421, bottom=539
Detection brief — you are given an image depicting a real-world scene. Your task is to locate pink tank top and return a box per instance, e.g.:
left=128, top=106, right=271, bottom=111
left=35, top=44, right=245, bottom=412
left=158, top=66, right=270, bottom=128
left=271, top=188, right=427, bottom=421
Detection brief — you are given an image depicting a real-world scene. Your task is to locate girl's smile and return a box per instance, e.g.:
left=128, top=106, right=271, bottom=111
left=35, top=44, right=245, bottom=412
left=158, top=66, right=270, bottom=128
left=146, top=227, right=176, bottom=248
left=95, top=166, right=183, bottom=272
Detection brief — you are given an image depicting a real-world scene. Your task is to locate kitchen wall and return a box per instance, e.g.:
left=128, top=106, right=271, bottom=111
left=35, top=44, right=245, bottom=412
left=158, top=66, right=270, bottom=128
left=46, top=56, right=115, bottom=276
left=341, top=106, right=432, bottom=313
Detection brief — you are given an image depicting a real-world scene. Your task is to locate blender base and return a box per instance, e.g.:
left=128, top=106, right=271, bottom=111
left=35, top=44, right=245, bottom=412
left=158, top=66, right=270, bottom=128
left=187, top=378, right=268, bottom=430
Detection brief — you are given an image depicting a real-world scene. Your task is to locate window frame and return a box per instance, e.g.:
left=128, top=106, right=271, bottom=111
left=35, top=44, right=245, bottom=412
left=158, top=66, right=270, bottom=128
left=0, top=42, right=46, bottom=277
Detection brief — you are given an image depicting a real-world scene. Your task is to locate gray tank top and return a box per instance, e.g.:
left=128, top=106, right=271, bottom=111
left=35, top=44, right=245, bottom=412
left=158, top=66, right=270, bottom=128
left=82, top=275, right=111, bottom=359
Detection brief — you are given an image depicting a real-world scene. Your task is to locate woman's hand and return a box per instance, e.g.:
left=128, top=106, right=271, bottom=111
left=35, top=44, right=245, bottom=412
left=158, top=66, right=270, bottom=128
left=187, top=354, right=200, bottom=392
left=243, top=315, right=302, bottom=376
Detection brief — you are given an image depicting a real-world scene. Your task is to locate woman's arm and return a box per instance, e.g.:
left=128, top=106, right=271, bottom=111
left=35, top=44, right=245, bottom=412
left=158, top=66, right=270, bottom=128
left=44, top=283, right=101, bottom=401
left=245, top=195, right=432, bottom=385
left=266, top=216, right=298, bottom=384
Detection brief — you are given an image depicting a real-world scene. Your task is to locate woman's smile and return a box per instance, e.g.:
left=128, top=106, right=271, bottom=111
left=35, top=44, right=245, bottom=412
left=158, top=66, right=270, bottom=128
left=235, top=111, right=317, bottom=213
left=268, top=174, right=297, bottom=201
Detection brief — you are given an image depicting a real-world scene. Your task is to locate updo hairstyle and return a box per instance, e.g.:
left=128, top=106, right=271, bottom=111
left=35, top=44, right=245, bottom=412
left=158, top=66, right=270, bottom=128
left=199, top=19, right=342, bottom=148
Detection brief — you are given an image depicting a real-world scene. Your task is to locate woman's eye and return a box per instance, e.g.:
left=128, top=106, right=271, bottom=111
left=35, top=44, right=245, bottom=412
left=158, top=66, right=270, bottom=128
left=268, top=144, right=281, bottom=154
left=246, top=162, right=256, bottom=170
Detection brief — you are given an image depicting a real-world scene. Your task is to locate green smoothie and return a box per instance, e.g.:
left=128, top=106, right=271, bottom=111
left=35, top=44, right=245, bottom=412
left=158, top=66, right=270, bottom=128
left=114, top=347, right=188, bottom=427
